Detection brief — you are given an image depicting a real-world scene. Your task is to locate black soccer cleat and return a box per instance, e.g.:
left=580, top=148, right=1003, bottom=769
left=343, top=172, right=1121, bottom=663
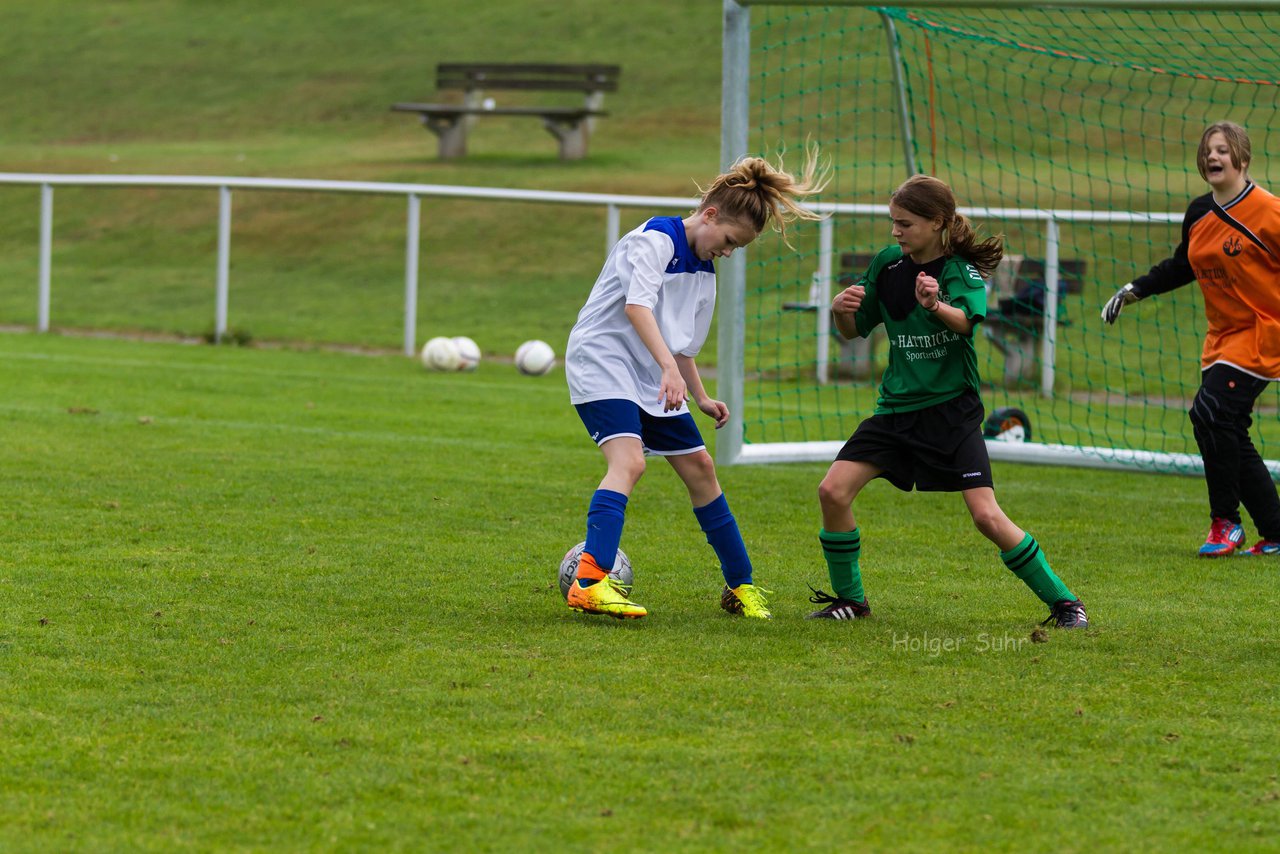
left=1042, top=598, right=1089, bottom=629
left=805, top=585, right=871, bottom=620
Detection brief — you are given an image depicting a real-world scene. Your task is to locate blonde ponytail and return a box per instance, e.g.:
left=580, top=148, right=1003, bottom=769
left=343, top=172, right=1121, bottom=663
left=696, top=144, right=830, bottom=248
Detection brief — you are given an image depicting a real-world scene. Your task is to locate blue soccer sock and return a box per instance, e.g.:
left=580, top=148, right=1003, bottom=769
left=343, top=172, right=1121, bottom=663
left=583, top=489, right=628, bottom=583
left=694, top=493, right=754, bottom=588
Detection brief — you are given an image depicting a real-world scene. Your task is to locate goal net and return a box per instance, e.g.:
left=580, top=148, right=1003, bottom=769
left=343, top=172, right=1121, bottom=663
left=718, top=1, right=1280, bottom=476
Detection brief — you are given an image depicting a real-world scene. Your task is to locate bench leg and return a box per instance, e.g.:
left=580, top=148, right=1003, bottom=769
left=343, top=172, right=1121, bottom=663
left=835, top=331, right=879, bottom=381
left=463, top=89, right=484, bottom=133
left=1003, top=339, right=1032, bottom=386
left=993, top=332, right=1034, bottom=386
left=1020, top=337, right=1040, bottom=383
left=983, top=326, right=1037, bottom=386
left=423, top=115, right=467, bottom=159
left=583, top=91, right=604, bottom=134
left=542, top=117, right=588, bottom=160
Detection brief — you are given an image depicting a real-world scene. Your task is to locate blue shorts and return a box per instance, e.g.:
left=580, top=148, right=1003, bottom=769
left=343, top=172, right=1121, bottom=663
left=574, top=399, right=706, bottom=456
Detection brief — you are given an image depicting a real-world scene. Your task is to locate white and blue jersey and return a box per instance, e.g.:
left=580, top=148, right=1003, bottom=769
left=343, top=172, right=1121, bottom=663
left=566, top=216, right=716, bottom=417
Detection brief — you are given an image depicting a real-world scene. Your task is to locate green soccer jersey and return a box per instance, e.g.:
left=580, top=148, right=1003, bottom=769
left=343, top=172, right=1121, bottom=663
left=852, top=246, right=988, bottom=414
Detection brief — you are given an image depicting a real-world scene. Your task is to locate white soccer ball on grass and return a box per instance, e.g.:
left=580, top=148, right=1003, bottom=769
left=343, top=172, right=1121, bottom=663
left=558, top=541, right=633, bottom=599
left=420, top=336, right=461, bottom=371
left=515, top=339, right=556, bottom=376
left=451, top=336, right=481, bottom=371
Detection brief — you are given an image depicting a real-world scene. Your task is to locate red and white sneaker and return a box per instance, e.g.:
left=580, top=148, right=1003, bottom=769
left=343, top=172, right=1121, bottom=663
left=1198, top=517, right=1245, bottom=557
left=1240, top=539, right=1280, bottom=556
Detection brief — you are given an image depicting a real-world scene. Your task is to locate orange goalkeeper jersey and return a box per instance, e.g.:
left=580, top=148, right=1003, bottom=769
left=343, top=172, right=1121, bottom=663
left=1132, top=182, right=1280, bottom=380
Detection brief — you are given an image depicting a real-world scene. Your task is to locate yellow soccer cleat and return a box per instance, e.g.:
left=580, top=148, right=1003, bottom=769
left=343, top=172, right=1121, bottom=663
left=566, top=576, right=647, bottom=619
left=720, top=583, right=773, bottom=619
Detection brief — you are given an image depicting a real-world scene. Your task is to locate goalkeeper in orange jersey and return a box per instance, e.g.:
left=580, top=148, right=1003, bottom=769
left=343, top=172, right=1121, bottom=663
left=1102, top=120, right=1280, bottom=557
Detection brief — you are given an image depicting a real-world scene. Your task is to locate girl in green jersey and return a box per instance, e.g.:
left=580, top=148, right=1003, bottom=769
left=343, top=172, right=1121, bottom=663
left=807, top=175, right=1088, bottom=628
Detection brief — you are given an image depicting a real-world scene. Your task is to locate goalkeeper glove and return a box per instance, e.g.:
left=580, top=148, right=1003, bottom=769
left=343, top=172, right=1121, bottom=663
left=1101, top=283, right=1139, bottom=325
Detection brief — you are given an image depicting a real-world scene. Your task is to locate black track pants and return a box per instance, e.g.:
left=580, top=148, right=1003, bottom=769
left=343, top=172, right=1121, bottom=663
left=1189, top=364, right=1280, bottom=539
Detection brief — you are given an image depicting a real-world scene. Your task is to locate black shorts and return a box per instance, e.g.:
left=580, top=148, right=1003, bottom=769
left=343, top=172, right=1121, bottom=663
left=835, top=392, right=994, bottom=492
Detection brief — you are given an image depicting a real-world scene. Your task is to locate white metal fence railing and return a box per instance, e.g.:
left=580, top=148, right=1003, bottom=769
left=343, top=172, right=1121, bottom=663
left=0, top=172, right=699, bottom=355
left=0, top=174, right=1175, bottom=390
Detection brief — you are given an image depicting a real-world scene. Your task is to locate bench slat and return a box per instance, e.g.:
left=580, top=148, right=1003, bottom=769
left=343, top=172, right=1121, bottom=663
left=437, top=63, right=620, bottom=92
left=392, top=103, right=606, bottom=119
left=439, top=62, right=618, bottom=75
left=439, top=62, right=619, bottom=72
left=439, top=78, right=619, bottom=93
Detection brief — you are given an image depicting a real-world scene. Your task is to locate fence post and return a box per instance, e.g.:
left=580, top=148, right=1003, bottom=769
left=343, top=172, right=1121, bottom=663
left=38, top=184, right=52, bottom=332
left=404, top=193, right=421, bottom=357
left=606, top=203, right=620, bottom=253
left=1041, top=216, right=1060, bottom=397
left=815, top=217, right=835, bottom=384
left=216, top=186, right=231, bottom=344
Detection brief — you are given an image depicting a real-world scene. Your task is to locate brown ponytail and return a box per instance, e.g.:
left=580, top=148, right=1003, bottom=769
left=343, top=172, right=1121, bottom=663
left=891, top=175, right=1004, bottom=277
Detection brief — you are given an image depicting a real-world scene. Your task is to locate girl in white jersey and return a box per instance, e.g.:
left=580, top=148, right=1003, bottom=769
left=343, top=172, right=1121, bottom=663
left=564, top=151, right=826, bottom=620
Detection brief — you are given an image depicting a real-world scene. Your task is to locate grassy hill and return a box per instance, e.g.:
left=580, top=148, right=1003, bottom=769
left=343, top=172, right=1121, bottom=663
left=0, top=0, right=727, bottom=350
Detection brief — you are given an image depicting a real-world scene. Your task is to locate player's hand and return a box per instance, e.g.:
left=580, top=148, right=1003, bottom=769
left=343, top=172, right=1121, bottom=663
left=832, top=284, right=865, bottom=316
left=915, top=271, right=941, bottom=311
left=1101, top=283, right=1138, bottom=324
left=659, top=365, right=687, bottom=412
left=697, top=397, right=730, bottom=429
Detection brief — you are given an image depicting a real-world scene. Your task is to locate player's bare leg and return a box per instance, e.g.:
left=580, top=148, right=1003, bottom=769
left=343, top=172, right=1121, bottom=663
left=963, top=487, right=1087, bottom=628
left=667, top=450, right=771, bottom=618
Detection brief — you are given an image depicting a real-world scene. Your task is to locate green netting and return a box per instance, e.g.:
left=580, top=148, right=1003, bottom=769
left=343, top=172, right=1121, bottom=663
left=737, top=3, right=1280, bottom=473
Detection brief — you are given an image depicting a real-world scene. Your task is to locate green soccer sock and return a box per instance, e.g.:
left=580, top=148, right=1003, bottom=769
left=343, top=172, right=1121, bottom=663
left=1001, top=532, right=1074, bottom=606
left=820, top=527, right=865, bottom=603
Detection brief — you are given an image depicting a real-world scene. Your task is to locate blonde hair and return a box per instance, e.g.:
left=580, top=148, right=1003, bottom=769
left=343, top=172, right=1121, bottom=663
left=890, top=174, right=1004, bottom=277
left=696, top=144, right=829, bottom=248
left=1197, top=121, right=1251, bottom=181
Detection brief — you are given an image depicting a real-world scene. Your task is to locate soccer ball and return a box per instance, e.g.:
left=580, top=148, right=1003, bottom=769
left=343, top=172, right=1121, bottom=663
left=420, top=336, right=461, bottom=371
left=516, top=339, right=556, bottom=376
left=983, top=407, right=1032, bottom=442
left=558, top=541, right=633, bottom=599
left=451, top=336, right=481, bottom=371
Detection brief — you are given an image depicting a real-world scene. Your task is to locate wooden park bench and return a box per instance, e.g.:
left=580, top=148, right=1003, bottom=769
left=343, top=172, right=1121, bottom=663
left=981, top=256, right=1086, bottom=386
left=391, top=63, right=620, bottom=160
left=784, top=252, right=883, bottom=382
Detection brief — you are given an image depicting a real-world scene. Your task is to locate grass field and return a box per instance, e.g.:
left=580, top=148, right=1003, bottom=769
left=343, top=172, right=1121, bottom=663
left=2, top=333, right=1279, bottom=851
left=4, top=2, right=1280, bottom=849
